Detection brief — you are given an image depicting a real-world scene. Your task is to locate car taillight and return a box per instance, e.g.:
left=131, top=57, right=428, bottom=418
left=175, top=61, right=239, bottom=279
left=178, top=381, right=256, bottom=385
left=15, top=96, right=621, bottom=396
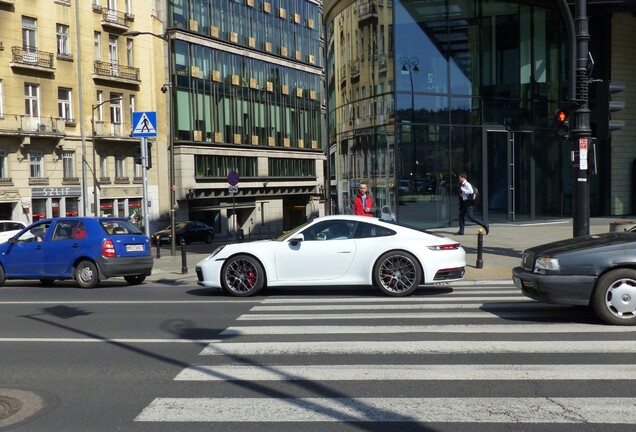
left=102, top=239, right=117, bottom=257
left=428, top=243, right=460, bottom=251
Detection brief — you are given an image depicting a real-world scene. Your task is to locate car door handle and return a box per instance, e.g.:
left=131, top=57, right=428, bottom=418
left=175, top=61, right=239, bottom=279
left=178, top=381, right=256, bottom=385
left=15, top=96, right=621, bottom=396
left=35, top=245, right=43, bottom=250
left=71, top=243, right=80, bottom=248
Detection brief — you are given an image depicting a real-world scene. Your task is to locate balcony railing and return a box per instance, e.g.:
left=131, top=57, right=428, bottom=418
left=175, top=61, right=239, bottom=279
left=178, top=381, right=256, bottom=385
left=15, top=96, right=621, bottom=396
left=0, top=114, right=65, bottom=134
left=93, top=121, right=133, bottom=139
left=93, top=61, right=140, bottom=82
left=101, top=9, right=131, bottom=30
left=10, top=47, right=54, bottom=71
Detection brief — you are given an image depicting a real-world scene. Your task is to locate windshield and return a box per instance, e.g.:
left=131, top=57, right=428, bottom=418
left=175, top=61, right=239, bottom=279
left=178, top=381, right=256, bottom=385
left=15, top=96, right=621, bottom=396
left=276, top=220, right=313, bottom=241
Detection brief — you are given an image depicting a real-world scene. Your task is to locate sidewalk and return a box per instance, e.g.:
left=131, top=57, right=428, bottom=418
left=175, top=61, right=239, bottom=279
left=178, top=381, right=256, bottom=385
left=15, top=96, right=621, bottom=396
left=147, top=217, right=636, bottom=284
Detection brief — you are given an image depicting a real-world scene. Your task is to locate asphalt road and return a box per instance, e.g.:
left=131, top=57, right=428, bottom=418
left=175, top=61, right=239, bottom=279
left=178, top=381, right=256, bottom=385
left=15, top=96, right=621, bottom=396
left=2, top=280, right=636, bottom=431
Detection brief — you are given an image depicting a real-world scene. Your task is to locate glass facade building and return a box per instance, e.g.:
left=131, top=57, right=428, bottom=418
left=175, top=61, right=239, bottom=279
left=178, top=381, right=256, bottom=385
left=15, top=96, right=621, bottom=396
left=325, top=0, right=636, bottom=229
left=162, top=0, right=325, bottom=236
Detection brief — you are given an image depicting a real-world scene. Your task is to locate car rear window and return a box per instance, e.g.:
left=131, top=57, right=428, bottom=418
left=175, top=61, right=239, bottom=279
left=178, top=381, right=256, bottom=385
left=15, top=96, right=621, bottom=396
left=99, top=220, right=143, bottom=235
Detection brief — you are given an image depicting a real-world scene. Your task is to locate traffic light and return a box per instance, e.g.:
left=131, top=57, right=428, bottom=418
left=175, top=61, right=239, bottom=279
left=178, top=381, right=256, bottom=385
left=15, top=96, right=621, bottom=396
left=133, top=146, right=142, bottom=165
left=553, top=109, right=570, bottom=138
left=596, top=80, right=626, bottom=140
left=133, top=143, right=152, bottom=168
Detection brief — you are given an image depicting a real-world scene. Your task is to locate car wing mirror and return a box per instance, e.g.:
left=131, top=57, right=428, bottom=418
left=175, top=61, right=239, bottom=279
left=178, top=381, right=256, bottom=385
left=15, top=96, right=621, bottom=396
left=289, top=233, right=304, bottom=246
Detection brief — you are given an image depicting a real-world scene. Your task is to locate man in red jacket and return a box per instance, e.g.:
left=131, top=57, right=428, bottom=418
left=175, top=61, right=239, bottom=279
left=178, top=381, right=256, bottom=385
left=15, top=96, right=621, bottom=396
left=354, top=182, right=374, bottom=217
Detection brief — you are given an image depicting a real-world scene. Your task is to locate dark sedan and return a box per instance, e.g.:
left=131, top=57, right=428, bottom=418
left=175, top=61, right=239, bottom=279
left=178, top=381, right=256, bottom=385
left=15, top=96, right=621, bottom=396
left=512, top=229, right=636, bottom=325
left=152, top=221, right=215, bottom=245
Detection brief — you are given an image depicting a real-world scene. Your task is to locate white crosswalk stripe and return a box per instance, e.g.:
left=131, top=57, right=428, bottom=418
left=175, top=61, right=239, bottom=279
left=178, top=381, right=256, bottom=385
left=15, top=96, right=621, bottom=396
left=135, top=284, right=636, bottom=427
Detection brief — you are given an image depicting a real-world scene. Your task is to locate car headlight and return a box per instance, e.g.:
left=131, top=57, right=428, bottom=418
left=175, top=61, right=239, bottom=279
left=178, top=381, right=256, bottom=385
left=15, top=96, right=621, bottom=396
left=534, top=256, right=560, bottom=274
left=201, top=245, right=225, bottom=262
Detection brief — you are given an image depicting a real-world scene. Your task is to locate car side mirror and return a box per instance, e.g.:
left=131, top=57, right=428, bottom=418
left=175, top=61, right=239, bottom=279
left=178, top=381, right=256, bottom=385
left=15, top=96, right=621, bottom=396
left=289, top=233, right=304, bottom=246
left=8, top=237, right=16, bottom=245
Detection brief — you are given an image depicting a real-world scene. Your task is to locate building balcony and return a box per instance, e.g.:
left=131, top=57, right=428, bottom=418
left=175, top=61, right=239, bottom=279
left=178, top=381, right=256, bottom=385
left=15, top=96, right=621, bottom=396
left=0, top=114, right=65, bottom=140
left=101, top=9, right=132, bottom=31
left=10, top=47, right=55, bottom=73
left=92, top=61, right=140, bottom=85
left=350, top=59, right=360, bottom=82
left=93, top=121, right=134, bottom=141
left=358, top=1, right=378, bottom=26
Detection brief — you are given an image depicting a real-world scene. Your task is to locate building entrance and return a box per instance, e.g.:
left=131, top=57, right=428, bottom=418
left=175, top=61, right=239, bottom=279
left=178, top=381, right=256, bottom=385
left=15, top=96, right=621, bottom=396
left=484, top=129, right=534, bottom=222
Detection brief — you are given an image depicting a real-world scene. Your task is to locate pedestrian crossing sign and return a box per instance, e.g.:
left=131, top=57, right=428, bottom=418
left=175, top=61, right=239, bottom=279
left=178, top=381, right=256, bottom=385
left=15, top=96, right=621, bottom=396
left=132, top=111, right=157, bottom=137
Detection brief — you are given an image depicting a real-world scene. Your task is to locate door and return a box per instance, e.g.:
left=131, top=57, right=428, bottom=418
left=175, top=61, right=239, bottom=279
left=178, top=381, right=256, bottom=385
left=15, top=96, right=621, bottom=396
left=484, top=129, right=534, bottom=222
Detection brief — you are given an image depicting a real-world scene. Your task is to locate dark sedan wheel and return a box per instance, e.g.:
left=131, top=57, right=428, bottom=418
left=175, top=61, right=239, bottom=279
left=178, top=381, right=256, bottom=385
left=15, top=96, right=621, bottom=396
left=124, top=275, right=146, bottom=285
left=205, top=233, right=214, bottom=244
left=75, top=260, right=99, bottom=288
left=221, top=254, right=265, bottom=297
left=372, top=251, right=421, bottom=296
left=592, top=269, right=636, bottom=325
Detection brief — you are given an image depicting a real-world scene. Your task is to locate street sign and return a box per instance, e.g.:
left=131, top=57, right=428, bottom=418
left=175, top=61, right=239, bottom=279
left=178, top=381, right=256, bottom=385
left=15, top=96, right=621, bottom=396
left=228, top=185, right=239, bottom=194
left=132, top=112, right=157, bottom=137
left=227, top=170, right=240, bottom=186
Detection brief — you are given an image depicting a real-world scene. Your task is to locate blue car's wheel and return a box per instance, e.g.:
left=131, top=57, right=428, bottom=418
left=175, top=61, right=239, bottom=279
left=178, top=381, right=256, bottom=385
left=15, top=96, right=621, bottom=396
left=76, top=260, right=99, bottom=288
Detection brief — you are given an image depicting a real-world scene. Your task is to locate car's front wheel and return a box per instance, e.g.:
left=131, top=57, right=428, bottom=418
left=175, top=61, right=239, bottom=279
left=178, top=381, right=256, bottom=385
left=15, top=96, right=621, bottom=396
left=372, top=251, right=421, bottom=296
left=221, top=254, right=265, bottom=297
left=124, top=275, right=146, bottom=285
left=592, top=268, right=636, bottom=325
left=205, top=233, right=214, bottom=244
left=0, top=265, right=5, bottom=287
left=75, top=260, right=99, bottom=288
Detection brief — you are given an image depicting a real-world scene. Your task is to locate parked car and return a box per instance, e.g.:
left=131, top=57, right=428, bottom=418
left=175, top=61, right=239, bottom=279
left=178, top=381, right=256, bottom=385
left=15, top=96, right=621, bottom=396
left=196, top=215, right=465, bottom=297
left=0, top=217, right=153, bottom=288
left=512, top=228, right=636, bottom=325
left=398, top=180, right=414, bottom=195
left=152, top=221, right=215, bottom=245
left=0, top=220, right=27, bottom=244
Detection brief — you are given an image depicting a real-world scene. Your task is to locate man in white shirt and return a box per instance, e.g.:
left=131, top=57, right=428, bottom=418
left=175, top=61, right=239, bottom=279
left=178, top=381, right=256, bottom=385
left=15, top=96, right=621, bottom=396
left=456, top=172, right=489, bottom=235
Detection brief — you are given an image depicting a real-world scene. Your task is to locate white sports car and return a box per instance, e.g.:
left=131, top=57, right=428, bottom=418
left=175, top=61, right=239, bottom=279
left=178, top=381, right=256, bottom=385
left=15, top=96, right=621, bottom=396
left=195, top=215, right=465, bottom=297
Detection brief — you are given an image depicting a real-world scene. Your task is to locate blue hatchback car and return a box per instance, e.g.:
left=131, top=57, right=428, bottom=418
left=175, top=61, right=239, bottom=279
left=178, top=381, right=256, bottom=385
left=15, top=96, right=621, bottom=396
left=0, top=217, right=153, bottom=288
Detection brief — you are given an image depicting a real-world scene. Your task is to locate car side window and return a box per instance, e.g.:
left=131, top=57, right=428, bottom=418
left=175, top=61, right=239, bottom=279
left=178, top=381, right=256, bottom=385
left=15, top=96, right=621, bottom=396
left=16, top=222, right=51, bottom=243
left=353, top=222, right=396, bottom=239
left=52, top=222, right=76, bottom=241
left=301, top=221, right=356, bottom=241
left=72, top=222, right=87, bottom=239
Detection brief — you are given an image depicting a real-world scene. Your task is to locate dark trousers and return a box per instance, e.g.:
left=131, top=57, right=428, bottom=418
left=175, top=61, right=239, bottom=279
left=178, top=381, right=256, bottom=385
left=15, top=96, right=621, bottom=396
left=458, top=199, right=486, bottom=233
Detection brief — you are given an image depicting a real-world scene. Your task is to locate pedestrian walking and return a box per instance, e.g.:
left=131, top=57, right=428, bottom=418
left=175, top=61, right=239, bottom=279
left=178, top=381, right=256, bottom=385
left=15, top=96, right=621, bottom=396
left=456, top=172, right=489, bottom=235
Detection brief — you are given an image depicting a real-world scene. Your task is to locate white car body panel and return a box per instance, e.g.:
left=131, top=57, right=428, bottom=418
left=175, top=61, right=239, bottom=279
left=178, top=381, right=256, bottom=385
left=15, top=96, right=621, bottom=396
left=195, top=215, right=466, bottom=291
left=0, top=221, right=27, bottom=244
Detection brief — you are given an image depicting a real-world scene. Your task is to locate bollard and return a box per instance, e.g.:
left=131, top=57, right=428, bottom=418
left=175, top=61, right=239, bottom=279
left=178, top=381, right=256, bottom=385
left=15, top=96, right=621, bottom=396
left=155, top=236, right=161, bottom=259
left=180, top=238, right=188, bottom=274
left=476, top=228, right=484, bottom=269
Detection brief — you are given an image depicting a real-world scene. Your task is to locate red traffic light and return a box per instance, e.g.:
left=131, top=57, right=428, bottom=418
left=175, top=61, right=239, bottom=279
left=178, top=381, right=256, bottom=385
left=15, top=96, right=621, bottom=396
left=556, top=110, right=568, bottom=123
left=554, top=109, right=570, bottom=138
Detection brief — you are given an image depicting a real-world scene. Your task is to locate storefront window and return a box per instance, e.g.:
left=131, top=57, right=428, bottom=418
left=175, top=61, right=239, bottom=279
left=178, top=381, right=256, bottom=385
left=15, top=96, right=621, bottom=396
left=66, top=198, right=79, bottom=217
left=32, top=199, right=46, bottom=222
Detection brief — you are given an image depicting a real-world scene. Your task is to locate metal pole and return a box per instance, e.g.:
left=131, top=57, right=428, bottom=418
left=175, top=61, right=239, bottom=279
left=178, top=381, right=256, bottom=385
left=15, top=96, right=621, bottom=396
left=141, top=137, right=150, bottom=237
left=572, top=0, right=591, bottom=237
left=74, top=0, right=87, bottom=216
left=168, top=34, right=177, bottom=256
left=91, top=98, right=122, bottom=217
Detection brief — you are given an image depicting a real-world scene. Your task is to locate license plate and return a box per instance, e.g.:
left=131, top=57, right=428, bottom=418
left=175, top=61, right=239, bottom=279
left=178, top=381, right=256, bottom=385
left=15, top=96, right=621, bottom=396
left=126, top=244, right=144, bottom=252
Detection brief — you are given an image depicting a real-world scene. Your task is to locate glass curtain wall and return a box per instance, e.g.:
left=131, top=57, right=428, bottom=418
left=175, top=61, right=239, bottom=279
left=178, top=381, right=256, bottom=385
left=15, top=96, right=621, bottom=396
left=328, top=0, right=571, bottom=228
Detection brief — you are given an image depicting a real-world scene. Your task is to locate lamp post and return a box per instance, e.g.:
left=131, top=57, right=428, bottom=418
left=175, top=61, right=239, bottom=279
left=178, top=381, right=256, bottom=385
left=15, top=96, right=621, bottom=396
left=401, top=57, right=419, bottom=191
left=123, top=30, right=176, bottom=256
left=91, top=97, right=122, bottom=216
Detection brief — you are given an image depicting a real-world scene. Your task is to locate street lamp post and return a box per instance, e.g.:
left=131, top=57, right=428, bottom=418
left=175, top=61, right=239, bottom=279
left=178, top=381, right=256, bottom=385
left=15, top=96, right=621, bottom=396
left=123, top=30, right=176, bottom=256
left=401, top=57, right=419, bottom=191
left=91, top=97, right=122, bottom=216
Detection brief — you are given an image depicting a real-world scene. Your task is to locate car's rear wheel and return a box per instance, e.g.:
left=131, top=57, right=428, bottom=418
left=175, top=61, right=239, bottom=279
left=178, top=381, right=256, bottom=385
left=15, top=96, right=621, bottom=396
left=592, top=269, right=636, bottom=325
left=221, top=254, right=265, bottom=297
left=205, top=233, right=213, bottom=244
left=0, top=265, right=5, bottom=287
left=75, top=260, right=99, bottom=288
left=124, top=275, right=146, bottom=285
left=373, top=251, right=421, bottom=296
